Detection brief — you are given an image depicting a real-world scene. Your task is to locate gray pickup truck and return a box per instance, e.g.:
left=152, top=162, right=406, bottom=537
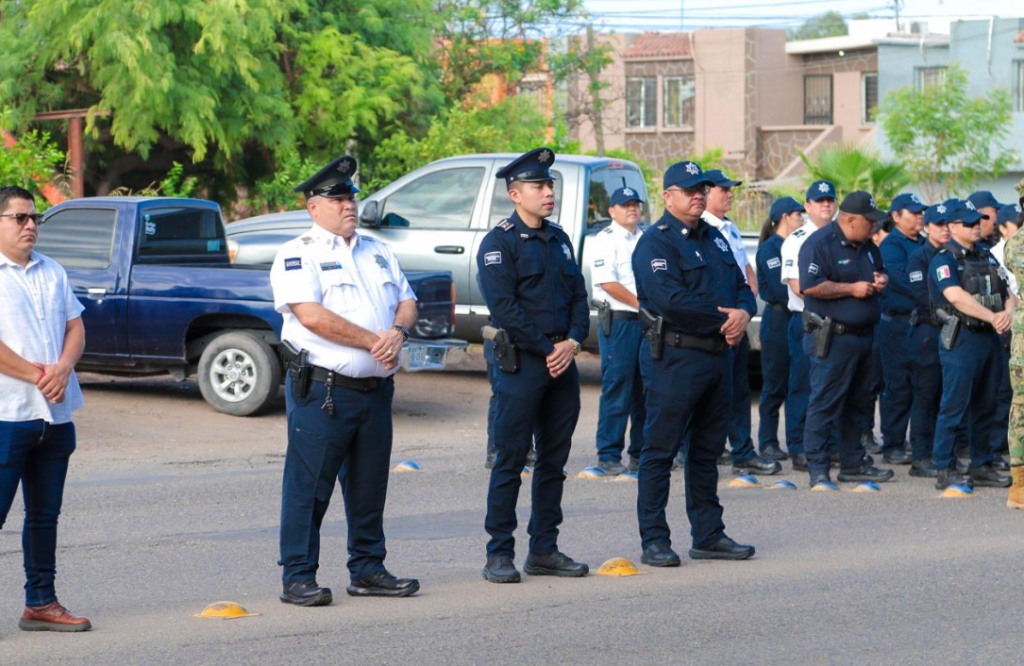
left=229, top=153, right=765, bottom=352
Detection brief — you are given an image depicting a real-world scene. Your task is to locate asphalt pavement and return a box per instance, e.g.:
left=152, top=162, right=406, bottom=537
left=0, top=349, right=1019, bottom=665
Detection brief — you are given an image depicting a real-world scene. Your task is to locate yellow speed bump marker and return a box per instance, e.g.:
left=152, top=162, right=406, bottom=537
left=595, top=558, right=646, bottom=577
left=728, top=475, right=759, bottom=488
left=614, top=472, right=639, bottom=483
left=394, top=461, right=422, bottom=472
left=941, top=484, right=974, bottom=498
left=852, top=481, right=882, bottom=493
left=191, top=601, right=260, bottom=620
left=576, top=466, right=606, bottom=479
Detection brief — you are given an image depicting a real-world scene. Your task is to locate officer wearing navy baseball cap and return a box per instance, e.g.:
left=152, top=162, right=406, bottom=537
left=967, top=191, right=1005, bottom=250
left=929, top=199, right=1016, bottom=490
left=876, top=193, right=928, bottom=466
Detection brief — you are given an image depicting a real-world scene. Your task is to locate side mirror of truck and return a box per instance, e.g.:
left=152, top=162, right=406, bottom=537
left=359, top=200, right=381, bottom=228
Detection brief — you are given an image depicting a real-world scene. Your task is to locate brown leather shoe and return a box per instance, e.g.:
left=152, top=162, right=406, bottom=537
left=19, top=602, right=92, bottom=632
left=1008, top=467, right=1024, bottom=510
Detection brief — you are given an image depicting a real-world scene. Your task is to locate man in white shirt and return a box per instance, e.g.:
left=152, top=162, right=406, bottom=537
left=271, top=156, right=420, bottom=605
left=700, top=171, right=780, bottom=476
left=778, top=180, right=838, bottom=471
left=0, top=185, right=91, bottom=632
left=992, top=204, right=1022, bottom=297
left=589, top=187, right=646, bottom=476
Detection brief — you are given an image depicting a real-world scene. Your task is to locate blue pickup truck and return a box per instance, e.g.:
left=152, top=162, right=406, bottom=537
left=35, top=197, right=463, bottom=416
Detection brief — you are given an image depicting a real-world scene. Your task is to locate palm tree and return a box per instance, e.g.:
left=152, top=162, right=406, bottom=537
left=799, top=144, right=910, bottom=209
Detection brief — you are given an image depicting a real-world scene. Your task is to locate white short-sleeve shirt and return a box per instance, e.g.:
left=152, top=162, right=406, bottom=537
left=0, top=250, right=85, bottom=424
left=991, top=238, right=1019, bottom=297
left=270, top=225, right=417, bottom=378
left=703, top=212, right=750, bottom=282
left=780, top=219, right=819, bottom=313
left=588, top=222, right=641, bottom=312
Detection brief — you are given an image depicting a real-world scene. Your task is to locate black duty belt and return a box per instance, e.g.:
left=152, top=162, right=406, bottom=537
left=770, top=303, right=790, bottom=314
left=663, top=329, right=729, bottom=354
left=881, top=312, right=911, bottom=320
left=612, top=311, right=640, bottom=321
left=308, top=365, right=392, bottom=392
left=832, top=322, right=872, bottom=336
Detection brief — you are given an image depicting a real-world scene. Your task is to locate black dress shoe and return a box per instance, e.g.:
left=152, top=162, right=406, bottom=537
left=760, top=445, right=789, bottom=461
left=991, top=456, right=1010, bottom=471
left=809, top=471, right=833, bottom=488
left=956, top=458, right=969, bottom=474
left=280, top=580, right=333, bottom=607
left=523, top=551, right=589, bottom=577
left=935, top=467, right=973, bottom=490
left=689, top=536, right=755, bottom=561
left=482, top=556, right=521, bottom=583
left=640, top=543, right=681, bottom=567
left=829, top=452, right=840, bottom=469
left=629, top=455, right=640, bottom=474
left=485, top=447, right=497, bottom=469
left=861, top=430, right=883, bottom=454
left=882, top=449, right=913, bottom=465
left=597, top=460, right=627, bottom=475
left=347, top=570, right=420, bottom=598
left=909, top=458, right=938, bottom=478
left=969, top=463, right=1011, bottom=488
left=792, top=453, right=809, bottom=472
left=733, top=455, right=782, bottom=476
left=836, top=465, right=895, bottom=483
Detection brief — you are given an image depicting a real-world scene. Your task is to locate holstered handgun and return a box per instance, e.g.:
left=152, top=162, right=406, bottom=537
left=482, top=326, right=519, bottom=373
left=801, top=310, right=833, bottom=358
left=281, top=340, right=311, bottom=398
left=639, top=308, right=664, bottom=361
left=592, top=299, right=612, bottom=337
left=936, top=308, right=960, bottom=351
left=908, top=309, right=920, bottom=327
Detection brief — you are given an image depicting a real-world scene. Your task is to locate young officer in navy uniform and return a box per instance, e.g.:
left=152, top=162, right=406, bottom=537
left=905, top=204, right=951, bottom=477
left=798, top=191, right=895, bottom=488
left=632, top=161, right=758, bottom=567
left=476, top=148, right=590, bottom=584
left=876, top=193, right=927, bottom=466
left=928, top=199, right=1016, bottom=490
left=589, top=186, right=646, bottom=476
left=755, top=197, right=806, bottom=461
left=270, top=156, right=420, bottom=606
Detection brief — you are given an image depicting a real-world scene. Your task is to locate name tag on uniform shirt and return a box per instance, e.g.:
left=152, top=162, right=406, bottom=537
left=285, top=257, right=302, bottom=271
left=909, top=271, right=923, bottom=282
left=484, top=251, right=502, bottom=266
left=767, top=258, right=781, bottom=269
left=594, top=259, right=605, bottom=267
left=651, top=258, right=667, bottom=272
left=319, top=261, right=342, bottom=271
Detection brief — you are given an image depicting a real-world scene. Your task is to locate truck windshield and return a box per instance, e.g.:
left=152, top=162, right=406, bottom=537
left=585, top=166, right=650, bottom=233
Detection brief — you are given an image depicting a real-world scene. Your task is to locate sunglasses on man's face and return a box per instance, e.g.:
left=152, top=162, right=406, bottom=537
left=668, top=185, right=708, bottom=197
left=0, top=213, right=44, bottom=226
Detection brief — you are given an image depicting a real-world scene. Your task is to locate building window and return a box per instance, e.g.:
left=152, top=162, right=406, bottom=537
left=1016, top=61, right=1024, bottom=112
left=861, top=72, right=878, bottom=124
left=915, top=66, right=947, bottom=90
left=663, top=75, right=695, bottom=128
left=626, top=77, right=656, bottom=128
left=804, top=74, right=833, bottom=125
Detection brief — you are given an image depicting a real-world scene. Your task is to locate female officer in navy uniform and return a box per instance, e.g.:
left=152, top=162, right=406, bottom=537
left=755, top=197, right=805, bottom=465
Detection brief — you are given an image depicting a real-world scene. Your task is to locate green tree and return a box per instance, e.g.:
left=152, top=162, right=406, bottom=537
left=553, top=24, right=615, bottom=154
left=0, top=125, right=66, bottom=212
left=787, top=11, right=849, bottom=41
left=878, top=64, right=1015, bottom=202
left=799, top=144, right=909, bottom=209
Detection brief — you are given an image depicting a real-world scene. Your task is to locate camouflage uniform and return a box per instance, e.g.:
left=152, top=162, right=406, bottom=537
left=1006, top=177, right=1024, bottom=509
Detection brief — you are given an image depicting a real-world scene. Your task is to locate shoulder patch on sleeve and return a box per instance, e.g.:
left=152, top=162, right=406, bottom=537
left=601, top=226, right=613, bottom=234
left=793, top=229, right=806, bottom=238
left=767, top=257, right=781, bottom=269
left=656, top=224, right=669, bottom=231
left=497, top=220, right=514, bottom=231
left=594, top=259, right=605, bottom=267
left=484, top=251, right=502, bottom=266
left=909, top=270, right=923, bottom=282
left=936, top=265, right=951, bottom=280
left=284, top=257, right=302, bottom=271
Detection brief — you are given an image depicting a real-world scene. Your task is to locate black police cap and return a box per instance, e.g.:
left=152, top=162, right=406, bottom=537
left=496, top=148, right=558, bottom=186
left=293, top=155, right=361, bottom=199
left=839, top=191, right=885, bottom=222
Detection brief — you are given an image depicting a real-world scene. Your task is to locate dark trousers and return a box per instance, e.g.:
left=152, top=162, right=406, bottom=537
left=596, top=318, right=645, bottom=463
left=638, top=341, right=729, bottom=551
left=728, top=335, right=756, bottom=463
left=879, top=314, right=913, bottom=452
left=0, top=420, right=76, bottom=607
left=280, top=375, right=394, bottom=585
left=485, top=341, right=539, bottom=452
left=802, top=332, right=874, bottom=475
left=862, top=327, right=883, bottom=435
left=485, top=354, right=580, bottom=558
left=758, top=308, right=797, bottom=454
left=991, top=339, right=1011, bottom=454
left=933, top=328, right=999, bottom=470
left=909, top=324, right=942, bottom=462
left=786, top=313, right=811, bottom=453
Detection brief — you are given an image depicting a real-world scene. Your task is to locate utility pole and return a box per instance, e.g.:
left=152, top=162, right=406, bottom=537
left=892, top=0, right=904, bottom=33
left=680, top=0, right=685, bottom=31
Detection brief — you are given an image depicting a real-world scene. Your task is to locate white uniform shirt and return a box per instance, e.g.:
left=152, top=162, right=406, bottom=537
left=0, top=251, right=85, bottom=424
left=270, top=225, right=417, bottom=378
left=780, top=219, right=817, bottom=313
left=991, top=238, right=1019, bottom=297
left=703, top=212, right=750, bottom=283
left=588, top=221, right=641, bottom=312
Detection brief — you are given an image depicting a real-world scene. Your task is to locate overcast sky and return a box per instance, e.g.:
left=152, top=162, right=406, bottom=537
left=582, top=0, right=1022, bottom=32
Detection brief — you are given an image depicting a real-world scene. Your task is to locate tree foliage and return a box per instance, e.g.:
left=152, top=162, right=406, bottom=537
left=799, top=144, right=908, bottom=209
left=0, top=124, right=66, bottom=212
left=878, top=65, right=1015, bottom=202
left=786, top=11, right=849, bottom=41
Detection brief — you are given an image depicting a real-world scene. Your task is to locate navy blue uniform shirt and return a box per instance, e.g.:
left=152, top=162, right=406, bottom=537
left=908, top=242, right=941, bottom=312
left=477, top=211, right=590, bottom=356
left=879, top=227, right=924, bottom=315
left=798, top=221, right=885, bottom=328
left=756, top=233, right=788, bottom=307
left=632, top=211, right=756, bottom=336
left=928, top=239, right=1007, bottom=309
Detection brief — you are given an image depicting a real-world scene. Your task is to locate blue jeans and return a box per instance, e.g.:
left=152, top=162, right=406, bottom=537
left=596, top=318, right=645, bottom=463
left=0, top=420, right=76, bottom=607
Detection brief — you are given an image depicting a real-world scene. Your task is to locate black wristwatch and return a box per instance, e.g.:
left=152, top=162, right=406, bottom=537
left=393, top=325, right=410, bottom=342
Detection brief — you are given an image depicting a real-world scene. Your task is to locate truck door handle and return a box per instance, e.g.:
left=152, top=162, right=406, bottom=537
left=87, top=288, right=108, bottom=299
left=434, top=246, right=465, bottom=255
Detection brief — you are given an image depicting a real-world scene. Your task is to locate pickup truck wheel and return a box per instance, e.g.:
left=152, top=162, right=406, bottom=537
left=197, top=332, right=281, bottom=416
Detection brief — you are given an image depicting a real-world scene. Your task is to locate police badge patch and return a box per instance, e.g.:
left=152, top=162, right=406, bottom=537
left=714, top=237, right=730, bottom=253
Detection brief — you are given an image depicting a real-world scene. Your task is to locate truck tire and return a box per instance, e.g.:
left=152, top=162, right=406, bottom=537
left=197, top=332, right=282, bottom=417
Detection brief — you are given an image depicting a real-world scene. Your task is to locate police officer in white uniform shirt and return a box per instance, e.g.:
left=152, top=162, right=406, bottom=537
left=589, top=186, right=646, bottom=476
left=778, top=180, right=838, bottom=471
left=0, top=185, right=91, bottom=632
left=270, top=156, right=420, bottom=607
